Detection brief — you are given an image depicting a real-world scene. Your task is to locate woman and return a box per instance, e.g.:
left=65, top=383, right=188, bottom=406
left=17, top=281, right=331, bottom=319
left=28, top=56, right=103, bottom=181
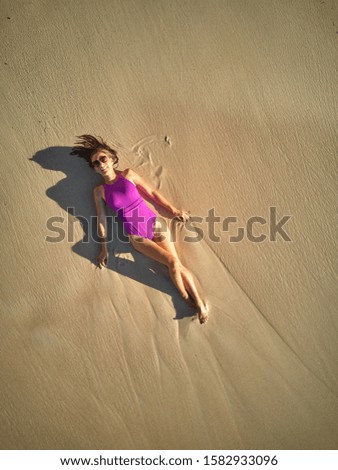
left=71, top=135, right=208, bottom=324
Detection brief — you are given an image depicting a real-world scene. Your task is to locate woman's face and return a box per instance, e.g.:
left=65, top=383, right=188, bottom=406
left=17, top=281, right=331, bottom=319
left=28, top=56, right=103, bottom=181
left=90, top=150, right=114, bottom=175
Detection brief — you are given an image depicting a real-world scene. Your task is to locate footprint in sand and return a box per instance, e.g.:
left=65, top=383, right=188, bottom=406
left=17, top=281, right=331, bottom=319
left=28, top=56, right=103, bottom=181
left=164, top=135, right=172, bottom=146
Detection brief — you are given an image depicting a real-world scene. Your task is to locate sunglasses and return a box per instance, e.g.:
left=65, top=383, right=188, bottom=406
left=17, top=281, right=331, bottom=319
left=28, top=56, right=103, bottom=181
left=91, top=155, right=110, bottom=168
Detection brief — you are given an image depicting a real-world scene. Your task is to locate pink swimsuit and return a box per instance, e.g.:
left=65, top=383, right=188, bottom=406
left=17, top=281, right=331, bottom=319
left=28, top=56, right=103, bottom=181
left=103, top=174, right=157, bottom=240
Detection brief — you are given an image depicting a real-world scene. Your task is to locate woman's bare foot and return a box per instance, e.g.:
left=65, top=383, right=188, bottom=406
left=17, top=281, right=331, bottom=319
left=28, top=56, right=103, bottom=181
left=196, top=301, right=208, bottom=324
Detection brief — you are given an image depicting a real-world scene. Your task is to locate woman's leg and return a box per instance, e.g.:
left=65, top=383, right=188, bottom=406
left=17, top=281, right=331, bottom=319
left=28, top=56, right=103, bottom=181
left=152, top=219, right=208, bottom=324
left=129, top=235, right=189, bottom=301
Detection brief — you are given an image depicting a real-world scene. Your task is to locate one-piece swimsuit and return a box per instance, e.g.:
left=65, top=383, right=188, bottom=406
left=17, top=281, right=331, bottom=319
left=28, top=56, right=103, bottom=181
left=103, top=174, right=157, bottom=240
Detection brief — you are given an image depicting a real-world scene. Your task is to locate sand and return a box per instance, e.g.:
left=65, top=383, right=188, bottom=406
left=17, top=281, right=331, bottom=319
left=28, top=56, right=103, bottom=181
left=1, top=0, right=337, bottom=449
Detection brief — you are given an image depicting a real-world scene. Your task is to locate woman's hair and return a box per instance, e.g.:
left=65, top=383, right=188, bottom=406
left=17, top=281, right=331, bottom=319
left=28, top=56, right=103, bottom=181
left=71, top=135, right=119, bottom=167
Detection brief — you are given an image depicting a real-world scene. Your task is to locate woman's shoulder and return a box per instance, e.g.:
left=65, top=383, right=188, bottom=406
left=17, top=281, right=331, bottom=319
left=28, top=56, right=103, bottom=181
left=120, top=167, right=139, bottom=183
left=93, top=184, right=104, bottom=198
left=120, top=167, right=135, bottom=177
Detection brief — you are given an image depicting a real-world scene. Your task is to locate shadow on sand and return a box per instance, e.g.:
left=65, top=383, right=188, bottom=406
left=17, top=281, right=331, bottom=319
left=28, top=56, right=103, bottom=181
left=31, top=146, right=196, bottom=323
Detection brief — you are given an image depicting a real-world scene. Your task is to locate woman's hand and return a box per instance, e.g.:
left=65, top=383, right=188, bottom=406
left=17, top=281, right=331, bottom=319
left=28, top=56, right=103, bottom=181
left=173, top=209, right=190, bottom=222
left=97, top=247, right=109, bottom=269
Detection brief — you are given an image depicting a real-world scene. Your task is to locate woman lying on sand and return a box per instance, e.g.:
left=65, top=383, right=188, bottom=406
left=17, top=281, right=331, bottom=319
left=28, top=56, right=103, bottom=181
left=71, top=135, right=208, bottom=324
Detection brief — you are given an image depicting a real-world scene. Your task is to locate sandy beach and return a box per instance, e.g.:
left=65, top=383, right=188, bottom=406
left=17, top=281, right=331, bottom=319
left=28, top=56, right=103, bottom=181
left=1, top=0, right=337, bottom=449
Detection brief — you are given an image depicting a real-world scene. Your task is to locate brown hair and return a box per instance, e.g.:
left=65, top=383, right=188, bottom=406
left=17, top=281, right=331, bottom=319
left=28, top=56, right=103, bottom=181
left=70, top=135, right=119, bottom=168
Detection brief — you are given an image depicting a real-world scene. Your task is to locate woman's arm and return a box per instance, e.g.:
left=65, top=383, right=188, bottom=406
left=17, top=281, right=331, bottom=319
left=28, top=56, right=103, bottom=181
left=93, top=185, right=108, bottom=268
left=126, top=169, right=190, bottom=221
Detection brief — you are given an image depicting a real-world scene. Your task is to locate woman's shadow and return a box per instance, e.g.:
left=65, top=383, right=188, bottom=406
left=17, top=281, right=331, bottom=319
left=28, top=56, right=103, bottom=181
left=31, top=146, right=196, bottom=322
